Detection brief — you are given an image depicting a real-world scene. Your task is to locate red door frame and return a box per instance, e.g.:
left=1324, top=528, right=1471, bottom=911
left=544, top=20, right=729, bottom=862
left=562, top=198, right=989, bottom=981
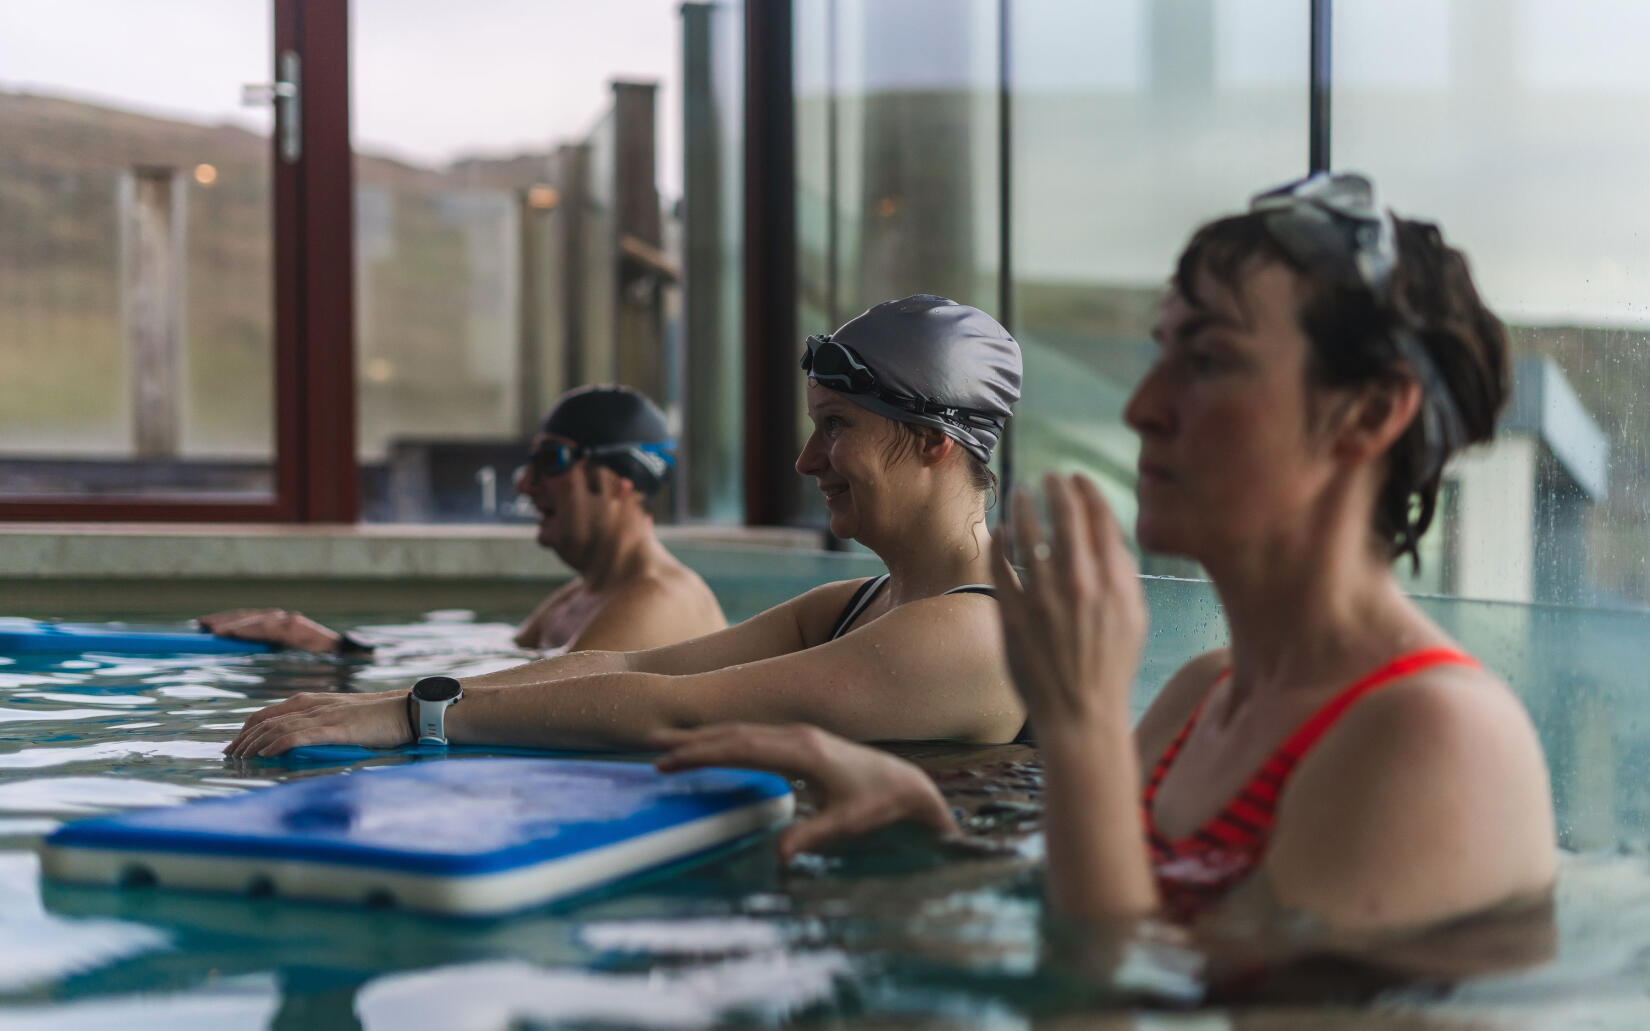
left=0, top=0, right=358, bottom=523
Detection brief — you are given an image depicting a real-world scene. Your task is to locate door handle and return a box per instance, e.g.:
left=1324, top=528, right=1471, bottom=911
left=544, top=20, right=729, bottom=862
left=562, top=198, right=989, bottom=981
left=242, top=49, right=301, bottom=164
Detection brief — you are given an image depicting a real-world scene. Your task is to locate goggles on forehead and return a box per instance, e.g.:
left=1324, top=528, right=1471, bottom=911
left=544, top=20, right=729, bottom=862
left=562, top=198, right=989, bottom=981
left=526, top=440, right=675, bottom=480
left=801, top=335, right=1003, bottom=432
left=1249, top=172, right=1466, bottom=483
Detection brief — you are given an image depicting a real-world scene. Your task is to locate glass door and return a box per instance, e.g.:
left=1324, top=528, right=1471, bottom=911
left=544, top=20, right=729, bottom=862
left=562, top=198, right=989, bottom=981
left=0, top=0, right=356, bottom=521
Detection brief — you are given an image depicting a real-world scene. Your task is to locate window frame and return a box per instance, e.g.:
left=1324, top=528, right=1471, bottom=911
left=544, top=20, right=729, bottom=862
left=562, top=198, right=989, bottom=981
left=0, top=0, right=358, bottom=523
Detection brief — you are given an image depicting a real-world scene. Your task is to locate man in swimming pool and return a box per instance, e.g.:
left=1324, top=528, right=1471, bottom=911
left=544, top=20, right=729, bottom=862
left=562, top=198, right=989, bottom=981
left=201, top=385, right=728, bottom=655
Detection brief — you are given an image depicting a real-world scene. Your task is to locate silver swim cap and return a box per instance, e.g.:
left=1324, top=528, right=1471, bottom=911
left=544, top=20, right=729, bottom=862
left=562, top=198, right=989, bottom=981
left=801, top=294, right=1021, bottom=463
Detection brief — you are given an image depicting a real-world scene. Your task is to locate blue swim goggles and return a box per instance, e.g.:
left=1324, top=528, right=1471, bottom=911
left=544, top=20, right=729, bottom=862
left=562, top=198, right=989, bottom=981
left=801, top=335, right=1003, bottom=432
left=1250, top=172, right=1467, bottom=483
left=526, top=440, right=676, bottom=481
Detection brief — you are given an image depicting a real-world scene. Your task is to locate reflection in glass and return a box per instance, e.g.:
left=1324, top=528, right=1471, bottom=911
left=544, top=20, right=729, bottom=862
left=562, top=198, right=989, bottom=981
left=795, top=0, right=1001, bottom=533
left=1008, top=0, right=1307, bottom=572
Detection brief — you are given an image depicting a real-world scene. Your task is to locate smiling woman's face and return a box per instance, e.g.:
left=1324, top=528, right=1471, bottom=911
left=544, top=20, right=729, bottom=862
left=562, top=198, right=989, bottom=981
left=1125, top=259, right=1346, bottom=562
left=794, top=381, right=914, bottom=544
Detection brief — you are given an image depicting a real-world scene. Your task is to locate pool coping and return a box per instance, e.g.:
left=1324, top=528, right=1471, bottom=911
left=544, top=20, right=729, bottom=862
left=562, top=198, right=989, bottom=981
left=0, top=523, right=830, bottom=581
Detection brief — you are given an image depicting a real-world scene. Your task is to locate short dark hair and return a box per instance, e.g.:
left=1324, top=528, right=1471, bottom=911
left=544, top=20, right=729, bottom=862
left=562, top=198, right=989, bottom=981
left=1173, top=212, right=1509, bottom=570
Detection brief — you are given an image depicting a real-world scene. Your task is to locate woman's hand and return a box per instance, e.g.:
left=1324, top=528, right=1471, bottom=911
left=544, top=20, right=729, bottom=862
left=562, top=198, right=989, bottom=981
left=651, top=723, right=956, bottom=860
left=224, top=690, right=412, bottom=758
left=990, top=474, right=1148, bottom=731
left=993, top=474, right=1158, bottom=921
left=199, top=608, right=355, bottom=653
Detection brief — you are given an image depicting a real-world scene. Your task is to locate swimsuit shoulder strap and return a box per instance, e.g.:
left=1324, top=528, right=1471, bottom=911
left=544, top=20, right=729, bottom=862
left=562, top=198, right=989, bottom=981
left=1271, top=646, right=1479, bottom=766
left=943, top=584, right=996, bottom=597
left=1143, top=647, right=1479, bottom=820
left=827, top=574, right=891, bottom=641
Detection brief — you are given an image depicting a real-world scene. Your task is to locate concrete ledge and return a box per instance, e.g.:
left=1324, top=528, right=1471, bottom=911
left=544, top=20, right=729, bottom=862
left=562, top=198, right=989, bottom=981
left=0, top=523, right=830, bottom=580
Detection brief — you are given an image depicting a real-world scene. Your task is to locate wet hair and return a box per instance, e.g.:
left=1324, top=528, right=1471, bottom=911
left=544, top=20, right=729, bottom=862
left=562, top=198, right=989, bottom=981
left=1173, top=213, right=1509, bottom=570
left=882, top=420, right=1000, bottom=510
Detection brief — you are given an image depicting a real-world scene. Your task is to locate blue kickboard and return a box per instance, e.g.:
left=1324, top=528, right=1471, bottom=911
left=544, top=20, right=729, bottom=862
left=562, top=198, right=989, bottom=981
left=0, top=618, right=272, bottom=656
left=41, top=758, right=793, bottom=916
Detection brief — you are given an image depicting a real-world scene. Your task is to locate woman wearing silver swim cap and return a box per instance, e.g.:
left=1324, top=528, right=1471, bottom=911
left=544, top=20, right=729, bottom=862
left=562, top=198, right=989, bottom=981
left=653, top=176, right=1556, bottom=950
left=227, top=295, right=1029, bottom=760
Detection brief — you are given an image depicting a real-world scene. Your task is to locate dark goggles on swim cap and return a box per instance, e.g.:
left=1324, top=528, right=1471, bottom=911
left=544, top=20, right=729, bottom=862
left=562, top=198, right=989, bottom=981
left=1250, top=172, right=1467, bottom=482
left=801, top=335, right=1004, bottom=434
left=526, top=440, right=675, bottom=481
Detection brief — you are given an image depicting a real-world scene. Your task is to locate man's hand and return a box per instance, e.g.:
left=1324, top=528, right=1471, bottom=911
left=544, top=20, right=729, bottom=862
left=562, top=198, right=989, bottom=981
left=200, top=608, right=358, bottom=654
left=225, top=690, right=412, bottom=757
left=651, top=722, right=956, bottom=860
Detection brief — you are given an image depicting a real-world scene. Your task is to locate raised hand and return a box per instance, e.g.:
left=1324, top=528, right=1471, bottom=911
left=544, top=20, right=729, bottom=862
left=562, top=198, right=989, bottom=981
left=199, top=608, right=350, bottom=653
left=989, top=474, right=1148, bottom=730
left=651, top=722, right=956, bottom=860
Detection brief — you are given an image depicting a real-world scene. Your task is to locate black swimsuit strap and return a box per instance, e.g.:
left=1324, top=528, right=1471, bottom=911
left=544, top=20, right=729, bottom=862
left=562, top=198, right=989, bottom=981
left=827, top=574, right=891, bottom=641
left=827, top=577, right=1025, bottom=740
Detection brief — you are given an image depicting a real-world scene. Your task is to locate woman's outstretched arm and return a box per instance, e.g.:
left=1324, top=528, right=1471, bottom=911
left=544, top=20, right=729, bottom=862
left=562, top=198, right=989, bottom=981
left=226, top=578, right=1020, bottom=756
left=225, top=582, right=828, bottom=756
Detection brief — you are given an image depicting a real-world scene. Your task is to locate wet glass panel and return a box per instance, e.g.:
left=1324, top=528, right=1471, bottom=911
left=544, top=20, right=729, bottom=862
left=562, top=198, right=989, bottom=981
left=1008, top=0, right=1308, bottom=574
left=1335, top=0, right=1650, bottom=607
left=680, top=0, right=745, bottom=523
left=831, top=0, right=1001, bottom=318
left=795, top=0, right=1001, bottom=535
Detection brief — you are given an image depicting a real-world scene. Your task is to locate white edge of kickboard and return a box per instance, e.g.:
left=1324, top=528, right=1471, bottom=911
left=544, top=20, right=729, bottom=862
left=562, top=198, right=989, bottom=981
left=41, top=792, right=795, bottom=917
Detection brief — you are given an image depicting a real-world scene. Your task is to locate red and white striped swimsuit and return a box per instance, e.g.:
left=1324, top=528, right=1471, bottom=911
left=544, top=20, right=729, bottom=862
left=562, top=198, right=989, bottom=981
left=1140, top=647, right=1479, bottom=919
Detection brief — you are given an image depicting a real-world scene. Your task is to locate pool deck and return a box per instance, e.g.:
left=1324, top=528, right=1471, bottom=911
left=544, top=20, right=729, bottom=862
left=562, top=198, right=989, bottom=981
left=0, top=523, right=833, bottom=615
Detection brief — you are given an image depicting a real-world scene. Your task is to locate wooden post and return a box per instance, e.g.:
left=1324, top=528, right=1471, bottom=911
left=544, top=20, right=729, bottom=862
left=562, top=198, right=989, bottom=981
left=554, top=143, right=591, bottom=388
left=517, top=189, right=547, bottom=437
left=124, top=166, right=185, bottom=458
left=612, top=81, right=665, bottom=406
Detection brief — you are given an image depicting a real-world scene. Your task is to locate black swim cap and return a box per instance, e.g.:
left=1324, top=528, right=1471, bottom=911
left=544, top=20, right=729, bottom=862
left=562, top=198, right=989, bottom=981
left=540, top=386, right=674, bottom=495
left=805, top=295, right=1021, bottom=462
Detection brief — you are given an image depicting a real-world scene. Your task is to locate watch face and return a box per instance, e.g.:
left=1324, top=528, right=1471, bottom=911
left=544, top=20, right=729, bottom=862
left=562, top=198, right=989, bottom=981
left=412, top=676, right=462, bottom=703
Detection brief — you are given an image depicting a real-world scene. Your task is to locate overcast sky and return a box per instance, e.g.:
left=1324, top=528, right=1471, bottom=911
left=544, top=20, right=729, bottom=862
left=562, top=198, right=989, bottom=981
left=0, top=0, right=684, bottom=192
left=5, top=0, right=1650, bottom=324
left=6, top=0, right=1649, bottom=195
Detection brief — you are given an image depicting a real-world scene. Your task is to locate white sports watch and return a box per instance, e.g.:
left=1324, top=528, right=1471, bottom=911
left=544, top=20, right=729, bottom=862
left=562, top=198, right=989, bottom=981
left=408, top=675, right=463, bottom=745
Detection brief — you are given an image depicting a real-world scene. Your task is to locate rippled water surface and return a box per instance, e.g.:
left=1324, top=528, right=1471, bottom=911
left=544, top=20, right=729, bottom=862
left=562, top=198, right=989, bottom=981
left=2, top=613, right=1649, bottom=1030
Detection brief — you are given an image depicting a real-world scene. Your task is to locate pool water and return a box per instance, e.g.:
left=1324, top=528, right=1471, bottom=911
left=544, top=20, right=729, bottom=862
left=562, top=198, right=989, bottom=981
left=2, top=604, right=1650, bottom=1029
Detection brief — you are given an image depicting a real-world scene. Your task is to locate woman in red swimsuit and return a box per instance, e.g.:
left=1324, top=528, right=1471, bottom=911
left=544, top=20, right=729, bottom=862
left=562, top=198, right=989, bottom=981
left=656, top=174, right=1556, bottom=937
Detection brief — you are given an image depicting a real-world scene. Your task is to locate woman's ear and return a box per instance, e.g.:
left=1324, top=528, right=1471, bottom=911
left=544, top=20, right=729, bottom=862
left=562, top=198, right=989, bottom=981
left=1333, top=377, right=1423, bottom=465
left=915, top=425, right=957, bottom=468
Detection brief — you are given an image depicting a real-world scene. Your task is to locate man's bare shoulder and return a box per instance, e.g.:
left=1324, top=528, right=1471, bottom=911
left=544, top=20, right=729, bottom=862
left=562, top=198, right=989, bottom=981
left=562, top=556, right=728, bottom=651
